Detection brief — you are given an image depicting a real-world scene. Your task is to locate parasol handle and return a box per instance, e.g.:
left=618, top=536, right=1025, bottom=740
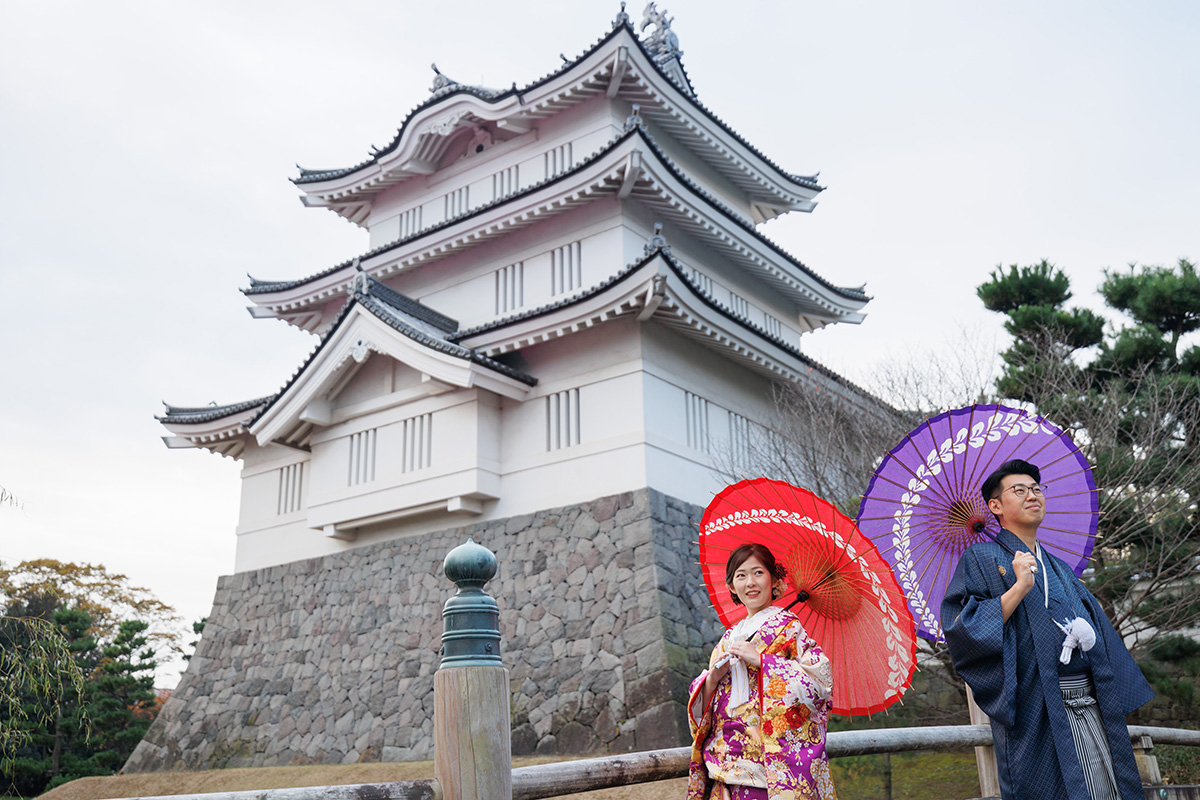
left=785, top=590, right=810, bottom=611
left=972, top=519, right=1020, bottom=559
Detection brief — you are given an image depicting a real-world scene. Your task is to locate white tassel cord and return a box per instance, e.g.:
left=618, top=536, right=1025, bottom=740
left=1055, top=616, right=1097, bottom=665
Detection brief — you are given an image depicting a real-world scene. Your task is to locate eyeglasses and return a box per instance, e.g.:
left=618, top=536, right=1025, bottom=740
left=998, top=483, right=1045, bottom=500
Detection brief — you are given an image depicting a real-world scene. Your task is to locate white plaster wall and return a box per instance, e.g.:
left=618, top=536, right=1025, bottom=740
left=386, top=199, right=625, bottom=329
left=229, top=314, right=787, bottom=572
left=365, top=97, right=620, bottom=251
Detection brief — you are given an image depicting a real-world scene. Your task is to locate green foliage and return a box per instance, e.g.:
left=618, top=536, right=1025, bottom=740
left=977, top=260, right=1073, bottom=313
left=978, top=258, right=1200, bottom=662
left=1100, top=259, right=1200, bottom=348
left=1, top=564, right=168, bottom=797
left=0, top=614, right=87, bottom=778
left=1158, top=743, right=1200, bottom=785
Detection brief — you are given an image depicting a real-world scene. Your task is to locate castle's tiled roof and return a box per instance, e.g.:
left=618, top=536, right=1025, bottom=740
left=247, top=276, right=534, bottom=427
left=158, top=396, right=275, bottom=425
left=293, top=22, right=819, bottom=192
left=250, top=126, right=864, bottom=305
left=456, top=246, right=876, bottom=401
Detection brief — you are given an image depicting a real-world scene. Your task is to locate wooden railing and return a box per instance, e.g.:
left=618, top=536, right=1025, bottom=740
left=104, top=724, right=1200, bottom=800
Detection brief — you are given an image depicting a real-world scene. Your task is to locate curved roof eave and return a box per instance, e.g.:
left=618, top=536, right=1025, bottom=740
left=292, top=22, right=821, bottom=201
left=248, top=283, right=536, bottom=433
left=249, top=127, right=864, bottom=315
left=157, top=395, right=275, bottom=426
left=455, top=246, right=881, bottom=405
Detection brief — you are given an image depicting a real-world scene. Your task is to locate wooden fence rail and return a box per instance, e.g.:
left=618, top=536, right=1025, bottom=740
left=106, top=724, right=1200, bottom=800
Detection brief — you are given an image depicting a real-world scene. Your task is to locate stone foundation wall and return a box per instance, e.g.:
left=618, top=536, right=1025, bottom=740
left=125, top=488, right=721, bottom=772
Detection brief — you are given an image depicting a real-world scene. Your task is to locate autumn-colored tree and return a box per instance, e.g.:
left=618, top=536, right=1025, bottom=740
left=0, top=559, right=181, bottom=660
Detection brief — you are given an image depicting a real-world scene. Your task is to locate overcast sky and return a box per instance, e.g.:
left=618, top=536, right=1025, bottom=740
left=2, top=1, right=1197, bottom=685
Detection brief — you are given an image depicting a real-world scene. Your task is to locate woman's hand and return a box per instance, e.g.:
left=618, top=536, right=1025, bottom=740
left=727, top=640, right=761, bottom=669
left=701, top=656, right=732, bottom=710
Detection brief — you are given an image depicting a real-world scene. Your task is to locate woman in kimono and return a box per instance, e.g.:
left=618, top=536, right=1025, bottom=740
left=686, top=543, right=837, bottom=800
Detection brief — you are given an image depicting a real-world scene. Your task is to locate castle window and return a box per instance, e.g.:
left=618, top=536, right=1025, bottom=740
left=399, top=206, right=423, bottom=239
left=546, top=388, right=581, bottom=451
left=685, top=391, right=710, bottom=454
left=764, top=313, right=782, bottom=339
left=550, top=241, right=583, bottom=296
left=443, top=186, right=470, bottom=219
left=728, top=292, right=749, bottom=319
left=276, top=462, right=304, bottom=515
left=401, top=413, right=433, bottom=473
left=495, top=262, right=525, bottom=314
left=690, top=266, right=713, bottom=295
left=348, top=428, right=377, bottom=486
left=492, top=165, right=519, bottom=200
left=544, top=142, right=573, bottom=177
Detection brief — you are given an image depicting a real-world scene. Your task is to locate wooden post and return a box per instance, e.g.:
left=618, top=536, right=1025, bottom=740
left=1131, top=734, right=1162, bottom=786
left=965, top=684, right=1001, bottom=798
left=434, top=539, right=512, bottom=800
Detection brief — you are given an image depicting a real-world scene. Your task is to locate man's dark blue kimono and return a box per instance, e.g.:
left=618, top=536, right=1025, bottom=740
left=942, top=529, right=1154, bottom=800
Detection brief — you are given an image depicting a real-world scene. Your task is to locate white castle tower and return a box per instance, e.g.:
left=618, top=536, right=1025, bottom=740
left=136, top=6, right=871, bottom=769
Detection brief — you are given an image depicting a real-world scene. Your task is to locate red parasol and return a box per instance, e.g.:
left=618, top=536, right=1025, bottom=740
left=699, top=478, right=917, bottom=717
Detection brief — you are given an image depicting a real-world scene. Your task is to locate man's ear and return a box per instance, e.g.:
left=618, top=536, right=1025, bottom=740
left=987, top=496, right=1003, bottom=517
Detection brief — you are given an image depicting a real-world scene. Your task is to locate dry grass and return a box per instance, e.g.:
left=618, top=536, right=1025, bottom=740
left=36, top=758, right=688, bottom=800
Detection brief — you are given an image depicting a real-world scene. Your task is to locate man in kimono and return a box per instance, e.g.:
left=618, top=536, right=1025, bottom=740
left=942, top=459, right=1153, bottom=800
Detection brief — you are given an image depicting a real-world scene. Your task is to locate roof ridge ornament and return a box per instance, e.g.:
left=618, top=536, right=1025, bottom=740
left=351, top=260, right=369, bottom=296
left=430, top=63, right=459, bottom=94
left=613, top=1, right=631, bottom=29
left=640, top=3, right=682, bottom=62
left=643, top=221, right=671, bottom=256
left=624, top=103, right=645, bottom=132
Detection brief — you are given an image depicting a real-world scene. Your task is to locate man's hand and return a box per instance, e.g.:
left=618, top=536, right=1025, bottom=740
left=1012, top=551, right=1037, bottom=591
left=1001, top=551, right=1038, bottom=622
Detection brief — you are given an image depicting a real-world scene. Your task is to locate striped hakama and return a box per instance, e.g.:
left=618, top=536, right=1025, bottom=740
left=1061, top=674, right=1119, bottom=800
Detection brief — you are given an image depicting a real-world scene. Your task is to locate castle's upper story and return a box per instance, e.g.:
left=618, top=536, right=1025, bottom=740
left=241, top=7, right=868, bottom=340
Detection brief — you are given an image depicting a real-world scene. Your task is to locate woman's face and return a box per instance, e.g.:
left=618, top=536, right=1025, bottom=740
left=730, top=554, right=777, bottom=615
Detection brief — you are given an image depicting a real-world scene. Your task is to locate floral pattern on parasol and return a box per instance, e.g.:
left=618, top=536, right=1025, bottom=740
left=857, top=403, right=1098, bottom=642
left=699, top=478, right=917, bottom=716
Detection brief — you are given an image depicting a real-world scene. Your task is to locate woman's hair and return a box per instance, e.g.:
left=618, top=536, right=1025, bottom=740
left=725, top=543, right=789, bottom=606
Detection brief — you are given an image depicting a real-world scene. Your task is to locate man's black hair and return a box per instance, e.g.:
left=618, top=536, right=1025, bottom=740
left=981, top=459, right=1042, bottom=504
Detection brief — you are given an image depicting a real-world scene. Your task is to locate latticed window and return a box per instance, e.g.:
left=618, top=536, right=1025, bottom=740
left=685, top=391, right=710, bottom=453
left=276, top=462, right=304, bottom=515
left=348, top=428, right=377, bottom=486
left=544, top=142, right=573, bottom=177
left=443, top=186, right=470, bottom=219
left=550, top=241, right=582, bottom=296
left=492, top=165, right=519, bottom=200
left=546, top=388, right=581, bottom=451
left=729, top=292, right=749, bottom=319
left=495, top=262, right=525, bottom=314
left=401, top=413, right=433, bottom=473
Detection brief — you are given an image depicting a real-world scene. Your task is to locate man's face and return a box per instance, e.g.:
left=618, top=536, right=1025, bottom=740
left=988, top=473, right=1046, bottom=529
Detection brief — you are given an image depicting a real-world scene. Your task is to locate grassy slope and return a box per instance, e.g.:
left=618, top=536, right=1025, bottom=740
left=36, top=752, right=985, bottom=800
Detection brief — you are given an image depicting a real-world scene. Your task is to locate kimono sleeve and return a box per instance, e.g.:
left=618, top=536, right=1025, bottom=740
left=941, top=547, right=1018, bottom=726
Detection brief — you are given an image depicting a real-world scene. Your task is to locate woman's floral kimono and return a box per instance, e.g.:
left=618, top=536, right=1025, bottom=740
left=686, top=607, right=836, bottom=800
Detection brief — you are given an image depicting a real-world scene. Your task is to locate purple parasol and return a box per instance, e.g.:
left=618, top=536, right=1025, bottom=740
left=856, top=404, right=1098, bottom=642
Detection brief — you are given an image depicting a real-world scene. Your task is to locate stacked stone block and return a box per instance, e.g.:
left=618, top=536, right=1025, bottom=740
left=125, top=489, right=722, bottom=772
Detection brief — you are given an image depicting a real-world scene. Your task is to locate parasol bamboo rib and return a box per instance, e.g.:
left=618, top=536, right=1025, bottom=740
left=976, top=412, right=1061, bottom=483
left=879, top=429, right=966, bottom=509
